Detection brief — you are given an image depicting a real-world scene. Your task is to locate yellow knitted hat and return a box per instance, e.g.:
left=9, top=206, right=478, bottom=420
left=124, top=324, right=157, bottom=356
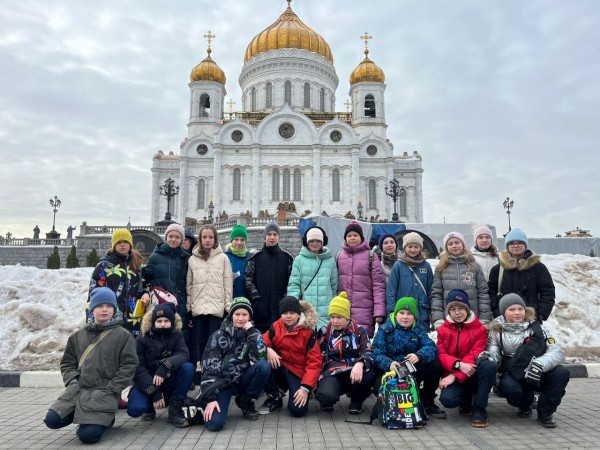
left=329, top=291, right=351, bottom=320
left=111, top=228, right=133, bottom=249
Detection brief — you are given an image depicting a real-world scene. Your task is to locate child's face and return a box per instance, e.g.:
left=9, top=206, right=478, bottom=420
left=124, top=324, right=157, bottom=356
left=232, top=309, right=250, bottom=328
left=345, top=231, right=362, bottom=247
left=446, top=238, right=464, bottom=256
left=476, top=234, right=492, bottom=250
left=395, top=310, right=415, bottom=328
left=201, top=229, right=215, bottom=250
left=232, top=237, right=246, bottom=250
left=329, top=314, right=349, bottom=331
left=182, top=238, right=193, bottom=251
left=307, top=239, right=323, bottom=254
left=404, top=243, right=421, bottom=258
left=381, top=237, right=397, bottom=255
left=93, top=304, right=115, bottom=325
left=265, top=231, right=279, bottom=247
left=154, top=317, right=172, bottom=329
left=281, top=311, right=300, bottom=327
left=449, top=306, right=468, bottom=323
left=166, top=232, right=183, bottom=249
left=114, top=241, right=131, bottom=255
left=504, top=304, right=526, bottom=323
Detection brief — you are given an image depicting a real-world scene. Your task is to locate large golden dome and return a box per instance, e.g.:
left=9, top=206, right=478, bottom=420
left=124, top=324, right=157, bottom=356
left=244, top=0, right=333, bottom=64
left=190, top=48, right=226, bottom=85
left=349, top=48, right=385, bottom=85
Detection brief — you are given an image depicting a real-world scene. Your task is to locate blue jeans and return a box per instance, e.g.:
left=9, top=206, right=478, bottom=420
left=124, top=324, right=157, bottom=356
left=127, top=362, right=195, bottom=418
left=439, top=360, right=496, bottom=409
left=44, top=410, right=106, bottom=445
left=205, top=360, right=271, bottom=432
left=265, top=366, right=309, bottom=417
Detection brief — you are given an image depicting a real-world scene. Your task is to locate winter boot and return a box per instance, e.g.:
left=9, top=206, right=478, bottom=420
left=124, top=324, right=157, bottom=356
left=537, top=413, right=557, bottom=428
left=348, top=402, right=363, bottom=415
left=168, top=400, right=191, bottom=428
left=471, top=406, right=489, bottom=428
left=141, top=405, right=156, bottom=421
left=235, top=394, right=259, bottom=421
left=424, top=401, right=447, bottom=419
left=258, top=394, right=283, bottom=415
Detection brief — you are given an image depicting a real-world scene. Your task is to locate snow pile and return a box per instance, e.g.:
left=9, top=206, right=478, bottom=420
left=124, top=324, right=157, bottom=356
left=1, top=254, right=600, bottom=371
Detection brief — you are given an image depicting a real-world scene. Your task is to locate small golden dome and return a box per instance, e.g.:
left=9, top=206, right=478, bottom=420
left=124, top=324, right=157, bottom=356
left=244, top=0, right=333, bottom=64
left=190, top=48, right=226, bottom=85
left=349, top=49, right=385, bottom=85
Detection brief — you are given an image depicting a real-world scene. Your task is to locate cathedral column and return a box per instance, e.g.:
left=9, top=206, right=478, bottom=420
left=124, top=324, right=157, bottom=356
left=178, top=157, right=189, bottom=224
left=415, top=170, right=424, bottom=222
left=312, top=145, right=321, bottom=214
left=213, top=147, right=223, bottom=216
left=408, top=187, right=416, bottom=223
left=351, top=146, right=360, bottom=213
left=252, top=145, right=261, bottom=217
left=150, top=167, right=160, bottom=224
left=386, top=160, right=394, bottom=221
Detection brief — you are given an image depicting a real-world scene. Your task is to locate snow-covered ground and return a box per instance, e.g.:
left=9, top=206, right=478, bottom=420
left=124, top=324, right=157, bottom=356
left=1, top=254, right=599, bottom=371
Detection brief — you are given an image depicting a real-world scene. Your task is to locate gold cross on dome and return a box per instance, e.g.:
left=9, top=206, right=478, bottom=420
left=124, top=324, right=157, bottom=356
left=204, top=30, right=215, bottom=50
left=344, top=99, right=351, bottom=112
left=227, top=98, right=235, bottom=113
left=360, top=31, right=373, bottom=49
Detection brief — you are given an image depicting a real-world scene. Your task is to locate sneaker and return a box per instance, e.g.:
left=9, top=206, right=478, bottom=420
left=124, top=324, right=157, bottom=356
left=425, top=402, right=447, bottom=419
left=538, top=414, right=557, bottom=428
left=320, top=403, right=334, bottom=412
left=235, top=395, right=259, bottom=421
left=518, top=406, right=533, bottom=418
left=471, top=406, right=488, bottom=428
left=459, top=403, right=472, bottom=416
left=348, top=402, right=363, bottom=415
left=258, top=395, right=283, bottom=415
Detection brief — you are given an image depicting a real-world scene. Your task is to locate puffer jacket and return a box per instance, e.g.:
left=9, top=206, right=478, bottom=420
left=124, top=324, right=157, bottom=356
left=318, top=320, right=373, bottom=378
left=201, top=318, right=266, bottom=402
left=132, top=312, right=189, bottom=402
left=337, top=240, right=386, bottom=336
left=263, top=301, right=322, bottom=390
left=371, top=313, right=438, bottom=372
left=488, top=250, right=555, bottom=322
left=287, top=246, right=338, bottom=329
left=187, top=245, right=233, bottom=318
left=486, top=307, right=564, bottom=373
left=437, top=313, right=488, bottom=383
left=224, top=243, right=251, bottom=298
left=88, top=251, right=142, bottom=333
left=50, top=319, right=138, bottom=426
left=244, top=244, right=294, bottom=331
left=470, top=246, right=499, bottom=282
left=386, top=259, right=433, bottom=331
left=430, top=252, right=492, bottom=327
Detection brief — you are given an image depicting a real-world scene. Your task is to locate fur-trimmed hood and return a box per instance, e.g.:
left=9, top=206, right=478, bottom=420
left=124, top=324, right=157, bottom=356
left=488, top=306, right=536, bottom=333
left=140, top=308, right=183, bottom=335
left=297, top=300, right=318, bottom=330
left=499, top=249, right=541, bottom=271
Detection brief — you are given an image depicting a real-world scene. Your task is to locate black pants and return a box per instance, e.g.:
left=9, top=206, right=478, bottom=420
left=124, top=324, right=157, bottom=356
left=316, top=369, right=375, bottom=406
left=190, top=315, right=222, bottom=367
left=498, top=365, right=570, bottom=415
left=44, top=410, right=106, bottom=445
left=373, top=359, right=443, bottom=405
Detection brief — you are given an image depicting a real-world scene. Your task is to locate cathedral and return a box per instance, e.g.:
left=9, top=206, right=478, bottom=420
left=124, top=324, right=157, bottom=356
left=150, top=0, right=424, bottom=225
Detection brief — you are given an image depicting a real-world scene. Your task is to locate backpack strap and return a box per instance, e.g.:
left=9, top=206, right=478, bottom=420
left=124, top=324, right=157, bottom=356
left=78, top=328, right=114, bottom=371
left=306, top=329, right=317, bottom=354
left=268, top=325, right=275, bottom=343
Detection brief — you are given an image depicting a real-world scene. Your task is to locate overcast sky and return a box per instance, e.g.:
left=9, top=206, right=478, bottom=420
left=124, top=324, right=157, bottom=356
left=1, top=0, right=598, bottom=240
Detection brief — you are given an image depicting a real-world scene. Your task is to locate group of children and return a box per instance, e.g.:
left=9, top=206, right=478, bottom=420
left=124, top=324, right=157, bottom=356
left=43, top=222, right=569, bottom=443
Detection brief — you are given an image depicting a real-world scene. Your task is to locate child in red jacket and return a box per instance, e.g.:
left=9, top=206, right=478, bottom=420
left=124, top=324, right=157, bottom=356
left=260, top=296, right=322, bottom=417
left=437, top=289, right=496, bottom=428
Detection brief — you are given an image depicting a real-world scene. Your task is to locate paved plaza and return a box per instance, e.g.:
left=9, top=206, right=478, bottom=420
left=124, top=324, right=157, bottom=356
left=1, top=378, right=599, bottom=449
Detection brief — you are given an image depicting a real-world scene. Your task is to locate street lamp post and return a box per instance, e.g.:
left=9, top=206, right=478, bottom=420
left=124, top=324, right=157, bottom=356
left=385, top=179, right=401, bottom=222
left=49, top=195, right=61, bottom=232
left=503, top=197, right=514, bottom=235
left=159, top=178, right=179, bottom=221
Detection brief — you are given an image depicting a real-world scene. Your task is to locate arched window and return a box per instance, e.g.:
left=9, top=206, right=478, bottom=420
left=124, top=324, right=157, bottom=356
left=320, top=88, right=325, bottom=112
left=272, top=169, right=280, bottom=201
left=399, top=188, right=407, bottom=217
left=233, top=168, right=241, bottom=201
left=266, top=82, right=272, bottom=108
left=197, top=179, right=205, bottom=209
left=283, top=169, right=291, bottom=201
left=251, top=87, right=256, bottom=111
left=364, top=94, right=376, bottom=117
left=304, top=83, right=311, bottom=108
left=368, top=180, right=377, bottom=209
left=332, top=169, right=340, bottom=201
left=284, top=81, right=292, bottom=105
left=199, top=94, right=210, bottom=117
left=293, top=169, right=301, bottom=201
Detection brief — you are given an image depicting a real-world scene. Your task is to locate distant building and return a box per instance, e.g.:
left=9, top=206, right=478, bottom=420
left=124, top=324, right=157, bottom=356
left=564, top=227, right=592, bottom=238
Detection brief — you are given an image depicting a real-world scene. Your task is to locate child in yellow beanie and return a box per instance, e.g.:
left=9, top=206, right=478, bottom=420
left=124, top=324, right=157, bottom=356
left=315, top=292, right=374, bottom=415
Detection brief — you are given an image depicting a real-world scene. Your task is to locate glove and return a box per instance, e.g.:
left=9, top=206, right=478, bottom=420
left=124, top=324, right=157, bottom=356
left=524, top=358, right=543, bottom=388
left=475, top=351, right=493, bottom=366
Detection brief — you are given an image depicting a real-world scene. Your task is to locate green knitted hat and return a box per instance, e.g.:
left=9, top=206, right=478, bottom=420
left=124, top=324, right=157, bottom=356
left=230, top=224, right=248, bottom=242
left=392, top=297, right=418, bottom=327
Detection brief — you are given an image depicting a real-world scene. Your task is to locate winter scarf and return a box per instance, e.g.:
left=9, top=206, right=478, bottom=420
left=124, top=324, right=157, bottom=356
left=398, top=253, right=426, bottom=268
left=230, top=246, right=247, bottom=258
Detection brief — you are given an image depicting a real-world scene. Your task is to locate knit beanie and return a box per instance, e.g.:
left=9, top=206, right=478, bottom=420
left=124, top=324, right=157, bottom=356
left=443, top=231, right=466, bottom=250
left=344, top=221, right=364, bottom=242
left=445, top=289, right=470, bottom=313
left=499, top=293, right=527, bottom=316
left=228, top=297, right=253, bottom=319
left=328, top=292, right=351, bottom=320
left=378, top=233, right=398, bottom=252
left=152, top=303, right=176, bottom=327
left=230, top=224, right=248, bottom=242
left=306, top=227, right=324, bottom=243
left=393, top=297, right=418, bottom=322
left=89, top=287, right=118, bottom=313
left=263, top=222, right=281, bottom=238
left=473, top=226, right=493, bottom=242
left=505, top=228, right=528, bottom=249
left=165, top=223, right=185, bottom=241
left=402, top=232, right=423, bottom=250
left=279, top=296, right=302, bottom=315
left=111, top=228, right=133, bottom=249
